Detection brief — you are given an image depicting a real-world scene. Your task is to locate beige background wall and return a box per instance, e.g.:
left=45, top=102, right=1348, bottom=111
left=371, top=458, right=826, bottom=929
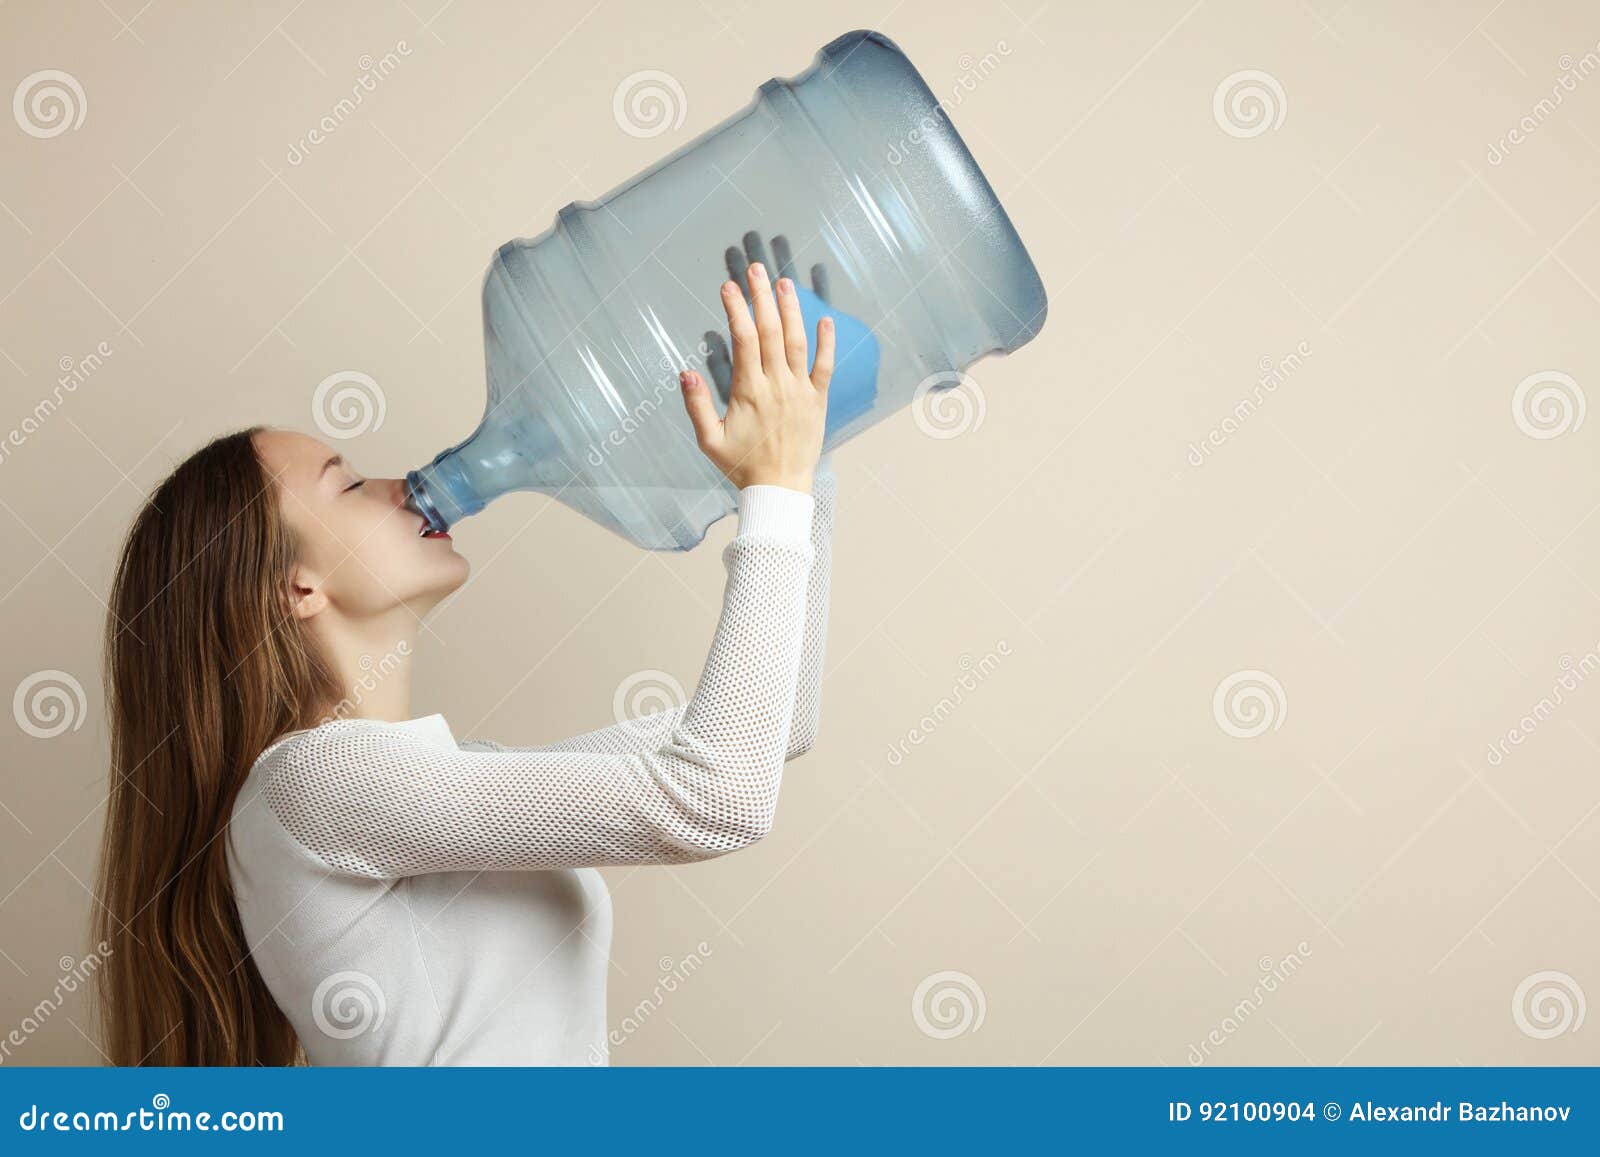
left=2, top=0, right=1597, bottom=1065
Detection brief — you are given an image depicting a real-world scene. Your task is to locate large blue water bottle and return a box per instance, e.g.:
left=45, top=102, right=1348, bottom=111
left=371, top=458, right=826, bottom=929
left=405, top=29, right=1047, bottom=550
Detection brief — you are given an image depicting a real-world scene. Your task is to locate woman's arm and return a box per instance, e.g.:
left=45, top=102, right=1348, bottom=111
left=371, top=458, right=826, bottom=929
left=256, top=484, right=816, bottom=878
left=475, top=453, right=836, bottom=761
left=781, top=453, right=834, bottom=756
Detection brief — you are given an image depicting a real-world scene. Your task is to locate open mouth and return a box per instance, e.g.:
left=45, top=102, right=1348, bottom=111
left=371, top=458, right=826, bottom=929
left=417, top=515, right=451, bottom=541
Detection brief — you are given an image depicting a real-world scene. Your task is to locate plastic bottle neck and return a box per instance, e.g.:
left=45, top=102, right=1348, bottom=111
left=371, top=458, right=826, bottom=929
left=404, top=449, right=486, bottom=534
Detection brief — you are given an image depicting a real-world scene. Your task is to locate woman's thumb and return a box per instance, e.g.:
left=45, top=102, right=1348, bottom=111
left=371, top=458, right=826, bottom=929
left=679, top=371, right=723, bottom=450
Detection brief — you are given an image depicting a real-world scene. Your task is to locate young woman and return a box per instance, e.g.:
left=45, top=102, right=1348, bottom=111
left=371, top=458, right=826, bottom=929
left=94, top=255, right=839, bottom=1065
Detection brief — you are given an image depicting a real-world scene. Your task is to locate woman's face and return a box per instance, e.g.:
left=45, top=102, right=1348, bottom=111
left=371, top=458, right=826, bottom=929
left=254, top=429, right=469, bottom=621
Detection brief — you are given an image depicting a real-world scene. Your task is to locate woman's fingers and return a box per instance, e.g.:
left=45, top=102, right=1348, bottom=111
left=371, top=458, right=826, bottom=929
left=678, top=371, right=723, bottom=451
left=715, top=231, right=831, bottom=391
left=728, top=229, right=831, bottom=303
left=744, top=262, right=786, bottom=378
left=810, top=315, right=835, bottom=392
left=695, top=239, right=830, bottom=490
left=774, top=276, right=810, bottom=377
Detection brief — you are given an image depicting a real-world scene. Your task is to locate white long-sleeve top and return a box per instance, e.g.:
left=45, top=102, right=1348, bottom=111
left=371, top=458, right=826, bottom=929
left=226, top=467, right=836, bottom=1065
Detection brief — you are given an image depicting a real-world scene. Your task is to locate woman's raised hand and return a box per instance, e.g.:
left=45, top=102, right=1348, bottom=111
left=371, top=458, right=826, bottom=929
left=679, top=260, right=834, bottom=492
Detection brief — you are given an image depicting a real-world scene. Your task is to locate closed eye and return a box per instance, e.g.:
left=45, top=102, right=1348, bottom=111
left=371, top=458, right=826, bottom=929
left=343, top=479, right=366, bottom=493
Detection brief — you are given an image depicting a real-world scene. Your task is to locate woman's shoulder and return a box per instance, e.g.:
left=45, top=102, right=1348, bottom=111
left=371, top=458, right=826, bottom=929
left=246, top=714, right=460, bottom=799
left=236, top=719, right=413, bottom=843
left=251, top=717, right=391, bottom=770
left=244, top=719, right=411, bottom=807
left=246, top=720, right=435, bottom=784
left=233, top=719, right=431, bottom=880
left=236, top=715, right=470, bottom=876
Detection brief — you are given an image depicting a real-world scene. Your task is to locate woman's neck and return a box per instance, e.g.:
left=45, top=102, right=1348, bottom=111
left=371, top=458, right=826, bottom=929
left=313, top=612, right=420, bottom=723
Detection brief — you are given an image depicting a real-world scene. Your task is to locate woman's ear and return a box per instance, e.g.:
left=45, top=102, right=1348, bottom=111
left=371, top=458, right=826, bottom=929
left=289, top=566, right=329, bottom=620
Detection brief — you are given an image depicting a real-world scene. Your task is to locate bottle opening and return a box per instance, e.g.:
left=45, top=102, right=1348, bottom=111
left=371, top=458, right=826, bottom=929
left=404, top=471, right=451, bottom=537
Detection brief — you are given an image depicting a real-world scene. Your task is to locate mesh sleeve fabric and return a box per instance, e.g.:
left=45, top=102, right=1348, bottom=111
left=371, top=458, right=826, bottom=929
left=786, top=459, right=835, bottom=754
left=467, top=461, right=837, bottom=762
left=256, top=483, right=816, bottom=878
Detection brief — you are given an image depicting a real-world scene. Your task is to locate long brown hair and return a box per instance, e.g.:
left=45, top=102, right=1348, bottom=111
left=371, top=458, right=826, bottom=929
left=94, top=427, right=339, bottom=1065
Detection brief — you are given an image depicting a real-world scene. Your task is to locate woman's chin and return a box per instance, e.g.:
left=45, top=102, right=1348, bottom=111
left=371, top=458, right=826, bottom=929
left=409, top=552, right=471, bottom=609
left=438, top=551, right=471, bottom=592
